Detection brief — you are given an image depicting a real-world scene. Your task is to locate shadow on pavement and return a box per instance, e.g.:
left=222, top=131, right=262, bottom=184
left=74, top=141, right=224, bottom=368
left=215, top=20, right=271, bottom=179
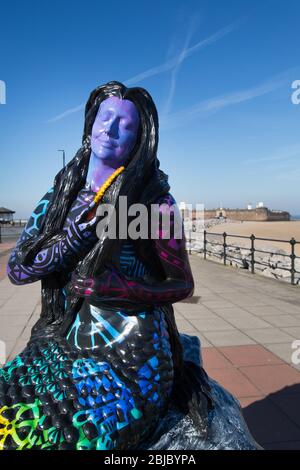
left=243, top=384, right=300, bottom=449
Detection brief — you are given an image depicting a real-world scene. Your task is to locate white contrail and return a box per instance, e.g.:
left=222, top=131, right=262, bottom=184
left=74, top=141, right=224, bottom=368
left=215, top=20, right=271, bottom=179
left=47, top=20, right=241, bottom=123
left=244, top=143, right=300, bottom=164
left=162, top=20, right=195, bottom=117
left=125, top=20, right=241, bottom=86
left=47, top=103, right=85, bottom=123
left=160, top=70, right=292, bottom=130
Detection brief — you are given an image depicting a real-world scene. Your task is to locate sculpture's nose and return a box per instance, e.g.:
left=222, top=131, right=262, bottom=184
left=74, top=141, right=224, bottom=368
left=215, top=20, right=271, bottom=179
left=104, top=117, right=119, bottom=138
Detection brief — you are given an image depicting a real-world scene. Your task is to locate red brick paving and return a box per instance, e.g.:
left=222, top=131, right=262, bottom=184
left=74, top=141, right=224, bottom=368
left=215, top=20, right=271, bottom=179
left=238, top=396, right=265, bottom=407
left=208, top=367, right=262, bottom=398
left=202, top=344, right=300, bottom=449
left=218, top=345, right=284, bottom=367
left=240, top=364, right=300, bottom=394
left=201, top=347, right=233, bottom=370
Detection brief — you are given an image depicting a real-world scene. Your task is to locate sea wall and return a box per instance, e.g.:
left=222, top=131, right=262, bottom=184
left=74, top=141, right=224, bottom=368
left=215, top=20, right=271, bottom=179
left=193, top=207, right=290, bottom=222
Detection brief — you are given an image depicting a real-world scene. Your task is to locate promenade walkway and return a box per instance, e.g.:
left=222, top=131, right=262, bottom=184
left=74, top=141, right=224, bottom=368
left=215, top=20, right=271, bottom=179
left=0, top=245, right=299, bottom=449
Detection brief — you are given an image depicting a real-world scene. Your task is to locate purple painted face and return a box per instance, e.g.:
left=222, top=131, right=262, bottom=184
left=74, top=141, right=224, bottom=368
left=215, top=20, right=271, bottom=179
left=91, top=96, right=140, bottom=165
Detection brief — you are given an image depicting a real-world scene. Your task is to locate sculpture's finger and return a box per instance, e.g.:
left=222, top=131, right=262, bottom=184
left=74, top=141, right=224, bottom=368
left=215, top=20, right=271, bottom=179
left=75, top=277, right=94, bottom=288
left=86, top=216, right=98, bottom=228
left=76, top=207, right=89, bottom=224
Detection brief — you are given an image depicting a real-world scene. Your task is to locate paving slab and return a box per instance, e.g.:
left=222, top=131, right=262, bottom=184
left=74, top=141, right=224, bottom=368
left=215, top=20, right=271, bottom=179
left=265, top=343, right=300, bottom=370
left=245, top=328, right=295, bottom=344
left=201, top=348, right=233, bottom=370
left=239, top=364, right=300, bottom=395
left=217, top=345, right=284, bottom=367
left=262, top=315, right=300, bottom=328
left=203, top=329, right=256, bottom=347
left=225, top=314, right=271, bottom=330
left=209, top=306, right=260, bottom=319
left=188, top=317, right=235, bottom=332
left=244, top=305, right=290, bottom=316
left=208, top=367, right=262, bottom=398
left=281, top=327, right=300, bottom=338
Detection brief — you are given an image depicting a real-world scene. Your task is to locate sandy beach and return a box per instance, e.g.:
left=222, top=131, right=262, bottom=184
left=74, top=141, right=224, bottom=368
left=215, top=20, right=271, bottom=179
left=206, top=221, right=300, bottom=257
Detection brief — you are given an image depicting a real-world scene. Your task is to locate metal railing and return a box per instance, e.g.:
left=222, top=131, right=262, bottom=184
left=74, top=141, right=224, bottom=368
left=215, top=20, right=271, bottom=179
left=0, top=220, right=27, bottom=244
left=188, top=230, right=300, bottom=286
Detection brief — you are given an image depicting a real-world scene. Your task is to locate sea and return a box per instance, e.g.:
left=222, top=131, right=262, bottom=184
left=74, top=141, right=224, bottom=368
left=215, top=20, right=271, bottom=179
left=291, top=215, right=300, bottom=221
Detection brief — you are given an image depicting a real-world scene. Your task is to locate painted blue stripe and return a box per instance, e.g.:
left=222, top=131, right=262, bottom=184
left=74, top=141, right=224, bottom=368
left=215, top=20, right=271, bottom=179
left=90, top=306, right=122, bottom=341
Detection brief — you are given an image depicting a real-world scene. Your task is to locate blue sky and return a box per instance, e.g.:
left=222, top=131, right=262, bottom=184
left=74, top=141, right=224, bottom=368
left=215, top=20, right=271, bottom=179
left=0, top=0, right=300, bottom=218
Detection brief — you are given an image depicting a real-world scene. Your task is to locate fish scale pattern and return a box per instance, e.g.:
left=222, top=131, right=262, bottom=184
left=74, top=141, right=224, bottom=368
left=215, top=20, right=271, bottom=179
left=0, top=308, right=173, bottom=450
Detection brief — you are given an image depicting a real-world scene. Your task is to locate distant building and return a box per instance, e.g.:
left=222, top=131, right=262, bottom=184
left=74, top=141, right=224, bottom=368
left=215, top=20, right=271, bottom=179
left=192, top=206, right=290, bottom=222
left=0, top=207, right=15, bottom=223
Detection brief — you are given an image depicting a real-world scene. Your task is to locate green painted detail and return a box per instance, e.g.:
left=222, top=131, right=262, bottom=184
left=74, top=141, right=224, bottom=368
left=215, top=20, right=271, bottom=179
left=131, top=408, right=142, bottom=419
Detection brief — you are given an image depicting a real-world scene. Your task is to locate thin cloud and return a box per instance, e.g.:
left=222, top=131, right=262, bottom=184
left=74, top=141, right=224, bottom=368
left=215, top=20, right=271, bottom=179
left=47, top=20, right=241, bottom=123
left=48, top=103, right=85, bottom=123
left=125, top=20, right=241, bottom=86
left=160, top=71, right=292, bottom=130
left=162, top=20, right=195, bottom=117
left=244, top=143, right=300, bottom=164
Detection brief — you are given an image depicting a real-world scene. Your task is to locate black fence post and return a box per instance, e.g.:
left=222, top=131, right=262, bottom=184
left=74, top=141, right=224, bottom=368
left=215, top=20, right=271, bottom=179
left=290, top=238, right=296, bottom=286
left=203, top=230, right=207, bottom=259
left=189, top=230, right=192, bottom=255
left=223, top=232, right=227, bottom=265
left=0, top=225, right=2, bottom=244
left=250, top=234, right=255, bottom=274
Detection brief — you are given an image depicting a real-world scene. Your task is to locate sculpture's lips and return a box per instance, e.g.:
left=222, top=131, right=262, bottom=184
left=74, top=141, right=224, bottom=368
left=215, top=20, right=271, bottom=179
left=98, top=138, right=116, bottom=149
left=100, top=141, right=114, bottom=148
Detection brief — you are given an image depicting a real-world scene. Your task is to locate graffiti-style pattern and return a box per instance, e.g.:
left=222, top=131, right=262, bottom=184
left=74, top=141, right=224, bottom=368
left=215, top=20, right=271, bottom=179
left=0, top=310, right=173, bottom=450
left=71, top=194, right=194, bottom=305
left=65, top=263, right=173, bottom=450
left=21, top=189, right=54, bottom=241
left=7, top=187, right=97, bottom=285
left=6, top=188, right=54, bottom=284
left=67, top=241, right=150, bottom=350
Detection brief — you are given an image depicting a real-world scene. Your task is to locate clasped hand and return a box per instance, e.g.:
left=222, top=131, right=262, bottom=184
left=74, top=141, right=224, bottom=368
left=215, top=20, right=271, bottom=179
left=69, top=266, right=128, bottom=300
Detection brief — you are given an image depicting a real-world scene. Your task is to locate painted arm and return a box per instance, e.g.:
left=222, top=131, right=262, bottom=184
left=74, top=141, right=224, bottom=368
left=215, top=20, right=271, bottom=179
left=70, top=194, right=194, bottom=306
left=7, top=191, right=98, bottom=285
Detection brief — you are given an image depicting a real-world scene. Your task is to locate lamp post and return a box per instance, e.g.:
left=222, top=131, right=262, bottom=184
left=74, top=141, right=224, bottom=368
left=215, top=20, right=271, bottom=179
left=58, top=149, right=66, bottom=168
left=179, top=202, right=186, bottom=223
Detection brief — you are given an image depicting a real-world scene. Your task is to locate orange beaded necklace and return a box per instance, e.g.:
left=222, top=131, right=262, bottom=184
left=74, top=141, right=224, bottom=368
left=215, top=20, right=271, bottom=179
left=93, top=165, right=125, bottom=205
left=86, top=166, right=125, bottom=220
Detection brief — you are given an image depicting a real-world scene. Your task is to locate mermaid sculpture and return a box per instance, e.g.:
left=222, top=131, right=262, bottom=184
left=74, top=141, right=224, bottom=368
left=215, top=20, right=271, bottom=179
left=0, top=82, right=259, bottom=450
